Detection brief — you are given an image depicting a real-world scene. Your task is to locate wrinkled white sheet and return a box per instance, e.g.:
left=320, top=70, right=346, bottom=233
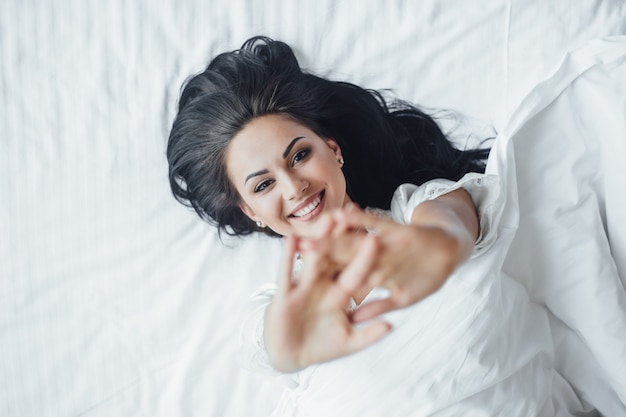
left=2, top=1, right=626, bottom=416
left=495, top=37, right=626, bottom=416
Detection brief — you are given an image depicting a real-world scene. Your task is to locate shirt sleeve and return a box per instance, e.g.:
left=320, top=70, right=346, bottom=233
left=239, top=283, right=301, bottom=387
left=239, top=283, right=276, bottom=372
left=390, top=172, right=502, bottom=256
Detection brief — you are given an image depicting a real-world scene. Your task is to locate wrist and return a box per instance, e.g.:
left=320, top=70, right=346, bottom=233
left=263, top=305, right=305, bottom=373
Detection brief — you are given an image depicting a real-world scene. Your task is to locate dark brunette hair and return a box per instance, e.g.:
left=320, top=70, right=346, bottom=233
left=167, top=36, right=489, bottom=237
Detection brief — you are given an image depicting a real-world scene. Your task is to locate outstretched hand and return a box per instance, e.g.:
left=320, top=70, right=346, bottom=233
left=264, top=190, right=477, bottom=372
left=263, top=233, right=392, bottom=373
left=299, top=202, right=475, bottom=323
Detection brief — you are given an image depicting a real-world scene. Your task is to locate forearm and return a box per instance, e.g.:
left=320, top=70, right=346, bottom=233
left=410, top=188, right=479, bottom=270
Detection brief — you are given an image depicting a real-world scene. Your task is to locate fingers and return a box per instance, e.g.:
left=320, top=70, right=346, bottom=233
left=298, top=246, right=336, bottom=292
left=337, top=234, right=379, bottom=292
left=333, top=204, right=390, bottom=235
left=307, top=212, right=336, bottom=239
left=298, top=204, right=376, bottom=255
left=277, top=236, right=299, bottom=295
left=328, top=206, right=356, bottom=237
left=314, top=234, right=378, bottom=310
left=351, top=297, right=399, bottom=323
left=295, top=228, right=377, bottom=303
left=345, top=321, right=392, bottom=353
left=298, top=233, right=362, bottom=266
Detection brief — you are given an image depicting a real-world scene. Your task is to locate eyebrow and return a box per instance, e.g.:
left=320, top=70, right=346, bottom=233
left=244, top=136, right=305, bottom=185
left=245, top=169, right=269, bottom=185
left=282, top=136, right=305, bottom=159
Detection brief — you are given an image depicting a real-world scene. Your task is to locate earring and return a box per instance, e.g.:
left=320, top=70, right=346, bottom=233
left=256, top=220, right=264, bottom=228
left=339, top=157, right=345, bottom=166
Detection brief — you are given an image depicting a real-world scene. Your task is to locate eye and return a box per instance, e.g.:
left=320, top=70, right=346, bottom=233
left=291, top=148, right=310, bottom=166
left=254, top=179, right=274, bottom=193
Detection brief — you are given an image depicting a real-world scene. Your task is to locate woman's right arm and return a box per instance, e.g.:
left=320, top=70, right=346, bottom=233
left=295, top=191, right=479, bottom=324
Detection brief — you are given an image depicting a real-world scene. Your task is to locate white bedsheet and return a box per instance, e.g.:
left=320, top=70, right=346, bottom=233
left=2, top=1, right=626, bottom=416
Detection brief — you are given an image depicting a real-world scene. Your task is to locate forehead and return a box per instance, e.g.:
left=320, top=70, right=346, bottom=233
left=232, top=114, right=309, bottom=147
left=227, top=114, right=316, bottom=157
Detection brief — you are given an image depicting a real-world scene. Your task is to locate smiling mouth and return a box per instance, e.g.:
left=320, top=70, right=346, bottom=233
left=290, top=191, right=325, bottom=218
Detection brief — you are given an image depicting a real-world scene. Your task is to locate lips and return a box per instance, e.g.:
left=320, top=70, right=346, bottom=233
left=289, top=190, right=325, bottom=219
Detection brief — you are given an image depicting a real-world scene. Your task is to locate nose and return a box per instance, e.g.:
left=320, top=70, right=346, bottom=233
left=282, top=173, right=309, bottom=201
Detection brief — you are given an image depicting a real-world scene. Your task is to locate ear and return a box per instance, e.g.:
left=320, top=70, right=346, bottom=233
left=325, top=139, right=343, bottom=159
left=238, top=202, right=259, bottom=223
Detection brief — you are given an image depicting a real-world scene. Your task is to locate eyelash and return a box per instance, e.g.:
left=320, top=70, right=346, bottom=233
left=254, top=179, right=273, bottom=193
left=291, top=148, right=310, bottom=165
left=253, top=147, right=311, bottom=193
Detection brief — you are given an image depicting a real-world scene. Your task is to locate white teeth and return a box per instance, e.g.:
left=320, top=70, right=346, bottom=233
left=293, top=194, right=322, bottom=217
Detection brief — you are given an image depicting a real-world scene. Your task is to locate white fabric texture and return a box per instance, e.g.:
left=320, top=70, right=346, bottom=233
left=3, top=1, right=626, bottom=417
left=491, top=37, right=626, bottom=416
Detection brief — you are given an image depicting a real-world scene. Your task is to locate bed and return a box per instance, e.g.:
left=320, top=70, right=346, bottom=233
left=1, top=1, right=625, bottom=416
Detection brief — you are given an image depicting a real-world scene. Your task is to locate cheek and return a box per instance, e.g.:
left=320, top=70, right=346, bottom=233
left=328, top=159, right=346, bottom=185
left=256, top=193, right=284, bottom=220
left=324, top=163, right=347, bottom=203
left=318, top=154, right=342, bottom=178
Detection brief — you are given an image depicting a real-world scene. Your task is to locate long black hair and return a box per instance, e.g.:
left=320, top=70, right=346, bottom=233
left=167, top=36, right=489, bottom=237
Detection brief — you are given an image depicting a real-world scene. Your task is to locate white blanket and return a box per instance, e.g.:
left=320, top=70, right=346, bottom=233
left=496, top=37, right=626, bottom=415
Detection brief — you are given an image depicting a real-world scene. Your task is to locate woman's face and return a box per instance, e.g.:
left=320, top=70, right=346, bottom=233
left=226, top=114, right=350, bottom=237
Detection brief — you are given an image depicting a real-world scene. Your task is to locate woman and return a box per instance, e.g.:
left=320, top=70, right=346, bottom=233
left=167, top=36, right=485, bottom=368
left=167, top=37, right=582, bottom=415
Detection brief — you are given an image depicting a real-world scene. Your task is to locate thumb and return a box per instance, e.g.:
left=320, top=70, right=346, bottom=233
left=345, top=321, right=392, bottom=353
